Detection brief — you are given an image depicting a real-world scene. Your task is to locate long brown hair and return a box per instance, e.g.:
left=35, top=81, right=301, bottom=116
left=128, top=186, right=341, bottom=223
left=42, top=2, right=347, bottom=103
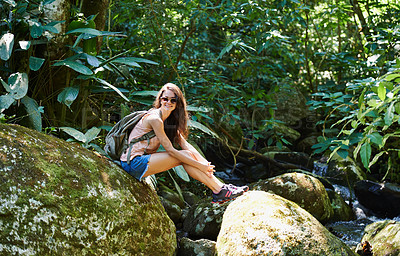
left=153, top=83, right=189, bottom=143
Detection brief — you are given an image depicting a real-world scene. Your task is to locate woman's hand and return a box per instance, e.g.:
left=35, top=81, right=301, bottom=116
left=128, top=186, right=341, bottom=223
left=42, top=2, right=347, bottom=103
left=200, top=162, right=215, bottom=178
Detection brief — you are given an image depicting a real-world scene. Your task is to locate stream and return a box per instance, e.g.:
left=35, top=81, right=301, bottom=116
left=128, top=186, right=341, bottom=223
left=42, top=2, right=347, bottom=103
left=313, top=162, right=400, bottom=249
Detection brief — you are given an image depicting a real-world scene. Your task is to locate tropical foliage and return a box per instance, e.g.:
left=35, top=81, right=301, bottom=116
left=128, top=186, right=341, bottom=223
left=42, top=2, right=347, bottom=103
left=1, top=0, right=400, bottom=182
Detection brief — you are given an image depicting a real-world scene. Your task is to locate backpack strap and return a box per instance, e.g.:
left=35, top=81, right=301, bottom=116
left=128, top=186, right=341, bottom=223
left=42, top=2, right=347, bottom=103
left=126, top=130, right=155, bottom=164
left=125, top=109, right=162, bottom=164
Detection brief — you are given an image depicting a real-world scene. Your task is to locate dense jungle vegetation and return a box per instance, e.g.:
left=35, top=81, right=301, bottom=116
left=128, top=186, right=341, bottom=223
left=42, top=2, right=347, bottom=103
left=1, top=0, right=400, bottom=183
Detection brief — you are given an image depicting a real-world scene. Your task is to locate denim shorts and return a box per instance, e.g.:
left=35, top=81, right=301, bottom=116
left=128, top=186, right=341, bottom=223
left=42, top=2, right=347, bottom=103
left=120, top=154, right=151, bottom=181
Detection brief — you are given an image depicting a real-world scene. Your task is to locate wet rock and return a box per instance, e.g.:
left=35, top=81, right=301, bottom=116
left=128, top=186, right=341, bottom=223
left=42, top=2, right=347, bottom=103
left=325, top=153, right=367, bottom=187
left=354, top=180, right=400, bottom=218
left=251, top=172, right=334, bottom=224
left=158, top=185, right=185, bottom=209
left=216, top=191, right=356, bottom=256
left=160, top=197, right=182, bottom=225
left=326, top=188, right=356, bottom=222
left=264, top=151, right=314, bottom=171
left=183, top=200, right=230, bottom=240
left=358, top=220, right=400, bottom=256
left=239, top=163, right=270, bottom=181
left=0, top=124, right=176, bottom=255
left=178, top=237, right=216, bottom=256
left=182, top=191, right=200, bottom=207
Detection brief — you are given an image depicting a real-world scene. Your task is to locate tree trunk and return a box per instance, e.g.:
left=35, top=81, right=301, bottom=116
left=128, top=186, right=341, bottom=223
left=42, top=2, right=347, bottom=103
left=38, top=0, right=72, bottom=126
left=351, top=0, right=371, bottom=40
left=81, top=0, right=110, bottom=52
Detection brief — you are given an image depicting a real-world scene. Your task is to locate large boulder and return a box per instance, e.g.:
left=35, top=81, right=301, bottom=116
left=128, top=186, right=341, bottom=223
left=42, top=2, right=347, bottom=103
left=0, top=124, right=176, bottom=255
left=325, top=154, right=367, bottom=187
left=358, top=220, right=400, bottom=256
left=182, top=200, right=229, bottom=240
left=354, top=180, right=400, bottom=218
left=251, top=172, right=333, bottom=223
left=216, top=191, right=357, bottom=256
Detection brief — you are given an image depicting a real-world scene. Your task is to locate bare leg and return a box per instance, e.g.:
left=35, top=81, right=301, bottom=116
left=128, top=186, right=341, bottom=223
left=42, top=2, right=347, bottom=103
left=145, top=150, right=223, bottom=193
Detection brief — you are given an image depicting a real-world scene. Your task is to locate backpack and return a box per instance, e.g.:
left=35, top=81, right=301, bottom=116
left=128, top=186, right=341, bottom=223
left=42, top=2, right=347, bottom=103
left=104, top=110, right=156, bottom=165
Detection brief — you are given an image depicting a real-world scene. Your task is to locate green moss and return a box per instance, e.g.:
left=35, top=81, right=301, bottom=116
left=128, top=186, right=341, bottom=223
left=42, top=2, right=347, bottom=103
left=0, top=124, right=176, bottom=255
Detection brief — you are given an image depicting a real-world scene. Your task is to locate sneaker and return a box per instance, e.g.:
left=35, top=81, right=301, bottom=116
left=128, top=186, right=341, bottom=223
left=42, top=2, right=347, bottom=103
left=212, top=184, right=249, bottom=204
left=226, top=183, right=249, bottom=192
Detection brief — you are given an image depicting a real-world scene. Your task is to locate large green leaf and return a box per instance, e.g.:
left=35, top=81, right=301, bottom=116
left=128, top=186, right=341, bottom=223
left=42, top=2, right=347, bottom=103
left=43, top=0, right=57, bottom=5
left=29, top=56, right=45, bottom=71
left=84, top=127, right=101, bottom=144
left=30, top=22, right=43, bottom=38
left=188, top=120, right=218, bottom=137
left=186, top=106, right=210, bottom=112
left=93, top=77, right=129, bottom=102
left=59, top=127, right=86, bottom=143
left=0, top=94, right=15, bottom=112
left=385, top=73, right=400, bottom=81
left=337, top=149, right=348, bottom=159
left=360, top=142, right=371, bottom=169
left=66, top=28, right=102, bottom=36
left=367, top=132, right=383, bottom=147
left=172, top=165, right=190, bottom=182
left=53, top=60, right=93, bottom=75
left=57, top=86, right=79, bottom=109
left=127, top=57, right=158, bottom=65
left=377, top=82, right=386, bottom=101
left=111, top=57, right=141, bottom=68
left=42, top=24, right=59, bottom=34
left=0, top=32, right=15, bottom=61
left=131, top=90, right=158, bottom=97
left=0, top=77, right=10, bottom=91
left=21, top=96, right=42, bottom=131
left=369, top=151, right=386, bottom=168
left=66, top=28, right=122, bottom=37
left=8, top=73, right=28, bottom=100
left=84, top=54, right=101, bottom=67
left=217, top=43, right=233, bottom=60
left=384, top=101, right=395, bottom=126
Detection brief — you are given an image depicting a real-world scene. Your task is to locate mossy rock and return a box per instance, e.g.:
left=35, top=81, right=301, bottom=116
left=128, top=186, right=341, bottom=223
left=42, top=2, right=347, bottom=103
left=0, top=124, right=176, bottom=256
left=216, top=191, right=357, bottom=256
left=251, top=172, right=334, bottom=224
left=359, top=220, right=400, bottom=256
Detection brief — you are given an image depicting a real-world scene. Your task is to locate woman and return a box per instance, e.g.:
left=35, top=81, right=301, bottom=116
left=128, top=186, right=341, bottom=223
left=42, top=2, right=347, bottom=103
left=120, top=83, right=248, bottom=204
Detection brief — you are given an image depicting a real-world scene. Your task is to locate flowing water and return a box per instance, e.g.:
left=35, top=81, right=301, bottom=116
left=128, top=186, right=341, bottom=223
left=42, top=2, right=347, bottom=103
left=313, top=162, right=400, bottom=249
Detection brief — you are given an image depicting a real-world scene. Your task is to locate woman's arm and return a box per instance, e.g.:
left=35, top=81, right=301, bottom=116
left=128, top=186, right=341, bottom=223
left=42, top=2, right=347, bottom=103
left=146, top=114, right=214, bottom=176
left=178, top=134, right=208, bottom=162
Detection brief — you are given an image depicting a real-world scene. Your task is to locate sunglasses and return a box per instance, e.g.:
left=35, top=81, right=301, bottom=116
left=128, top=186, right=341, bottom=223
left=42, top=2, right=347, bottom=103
left=161, top=96, right=177, bottom=104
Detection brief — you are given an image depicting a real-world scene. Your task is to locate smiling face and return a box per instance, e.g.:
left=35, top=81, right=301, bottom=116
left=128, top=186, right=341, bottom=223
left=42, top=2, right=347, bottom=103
left=160, top=89, right=177, bottom=112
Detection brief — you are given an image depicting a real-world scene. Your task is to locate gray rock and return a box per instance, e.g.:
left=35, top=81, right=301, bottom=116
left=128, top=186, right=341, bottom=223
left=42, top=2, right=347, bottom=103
left=326, top=153, right=367, bottom=187
left=178, top=237, right=216, bottom=256
left=216, top=191, right=357, bottom=256
left=354, top=180, right=400, bottom=218
left=182, top=190, right=200, bottom=206
left=0, top=124, right=176, bottom=256
left=326, top=189, right=356, bottom=222
left=160, top=197, right=183, bottom=225
left=159, top=185, right=186, bottom=209
left=252, top=172, right=334, bottom=224
left=358, top=220, right=400, bottom=256
left=183, top=200, right=230, bottom=240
